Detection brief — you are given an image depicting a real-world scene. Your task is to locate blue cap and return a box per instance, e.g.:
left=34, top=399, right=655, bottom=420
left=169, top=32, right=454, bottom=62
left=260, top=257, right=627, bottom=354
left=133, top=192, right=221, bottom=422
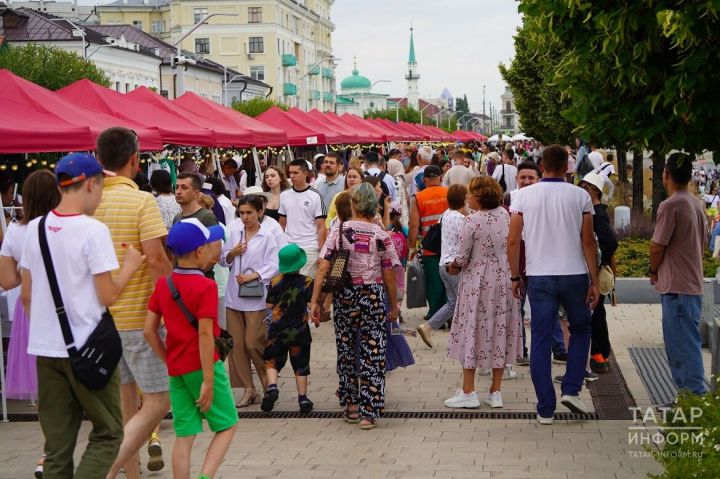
left=167, top=218, right=225, bottom=256
left=55, top=153, right=115, bottom=187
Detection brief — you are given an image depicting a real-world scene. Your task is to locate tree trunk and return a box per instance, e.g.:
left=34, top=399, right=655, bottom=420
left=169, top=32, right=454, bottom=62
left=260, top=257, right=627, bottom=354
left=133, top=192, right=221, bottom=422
left=616, top=148, right=629, bottom=184
left=651, top=151, right=666, bottom=221
left=631, top=149, right=644, bottom=217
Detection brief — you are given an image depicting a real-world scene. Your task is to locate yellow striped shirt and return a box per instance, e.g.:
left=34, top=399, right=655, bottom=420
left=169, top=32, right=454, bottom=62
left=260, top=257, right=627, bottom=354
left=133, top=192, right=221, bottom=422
left=94, top=176, right=167, bottom=330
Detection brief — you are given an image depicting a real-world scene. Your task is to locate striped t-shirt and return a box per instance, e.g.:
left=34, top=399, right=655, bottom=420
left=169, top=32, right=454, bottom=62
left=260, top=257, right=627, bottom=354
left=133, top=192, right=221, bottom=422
left=94, top=176, right=167, bottom=330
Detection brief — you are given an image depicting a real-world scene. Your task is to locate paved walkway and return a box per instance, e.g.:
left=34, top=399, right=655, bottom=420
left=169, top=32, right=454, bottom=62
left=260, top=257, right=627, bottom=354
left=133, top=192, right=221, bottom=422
left=1, top=303, right=711, bottom=478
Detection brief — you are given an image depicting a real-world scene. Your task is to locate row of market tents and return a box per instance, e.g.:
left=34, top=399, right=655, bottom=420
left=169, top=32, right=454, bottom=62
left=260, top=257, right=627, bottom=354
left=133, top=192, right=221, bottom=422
left=0, top=69, right=487, bottom=154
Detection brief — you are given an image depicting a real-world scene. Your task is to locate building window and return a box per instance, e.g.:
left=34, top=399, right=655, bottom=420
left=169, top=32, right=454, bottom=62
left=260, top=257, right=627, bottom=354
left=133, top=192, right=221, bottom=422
left=248, top=7, right=262, bottom=23
left=151, top=21, right=163, bottom=33
left=125, top=83, right=130, bottom=93
left=250, top=65, right=265, bottom=81
left=132, top=20, right=143, bottom=29
left=195, top=37, right=210, bottom=54
left=115, top=81, right=120, bottom=92
left=505, top=101, right=511, bottom=111
left=248, top=36, right=264, bottom=53
left=194, top=7, right=208, bottom=23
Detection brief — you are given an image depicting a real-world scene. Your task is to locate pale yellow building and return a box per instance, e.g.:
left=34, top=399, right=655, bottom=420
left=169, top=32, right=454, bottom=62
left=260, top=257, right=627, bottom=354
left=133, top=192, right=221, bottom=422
left=97, top=0, right=336, bottom=111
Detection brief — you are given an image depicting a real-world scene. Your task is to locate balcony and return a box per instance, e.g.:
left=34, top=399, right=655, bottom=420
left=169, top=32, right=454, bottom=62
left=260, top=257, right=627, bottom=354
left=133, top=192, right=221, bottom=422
left=307, top=65, right=320, bottom=75
left=283, top=83, right=297, bottom=96
left=321, top=67, right=334, bottom=79
left=501, top=109, right=514, bottom=115
left=323, top=92, right=334, bottom=102
left=281, top=54, right=297, bottom=67
left=310, top=90, right=321, bottom=100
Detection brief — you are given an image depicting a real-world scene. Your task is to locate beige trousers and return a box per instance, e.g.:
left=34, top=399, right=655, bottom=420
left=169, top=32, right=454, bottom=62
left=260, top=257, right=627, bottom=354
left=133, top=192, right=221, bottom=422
left=226, top=308, right=267, bottom=390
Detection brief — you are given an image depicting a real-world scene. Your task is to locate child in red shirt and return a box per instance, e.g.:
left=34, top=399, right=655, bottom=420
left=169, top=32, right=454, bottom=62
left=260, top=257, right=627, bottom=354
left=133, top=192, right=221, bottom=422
left=145, top=218, right=237, bottom=479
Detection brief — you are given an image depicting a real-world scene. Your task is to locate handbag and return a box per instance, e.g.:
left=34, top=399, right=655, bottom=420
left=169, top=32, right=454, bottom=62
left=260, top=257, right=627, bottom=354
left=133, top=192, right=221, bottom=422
left=38, top=215, right=122, bottom=390
left=598, top=264, right=615, bottom=296
left=321, top=222, right=350, bottom=293
left=405, top=256, right=427, bottom=309
left=166, top=276, right=234, bottom=361
left=420, top=213, right=443, bottom=255
left=239, top=268, right=264, bottom=297
left=236, top=228, right=264, bottom=297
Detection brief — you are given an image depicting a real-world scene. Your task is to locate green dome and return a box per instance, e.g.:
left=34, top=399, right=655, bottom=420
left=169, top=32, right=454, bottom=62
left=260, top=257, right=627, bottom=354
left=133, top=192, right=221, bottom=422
left=340, top=69, right=371, bottom=90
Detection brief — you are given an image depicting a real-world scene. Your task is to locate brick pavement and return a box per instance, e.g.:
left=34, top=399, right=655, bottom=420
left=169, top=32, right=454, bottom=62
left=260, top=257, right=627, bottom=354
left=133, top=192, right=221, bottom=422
left=0, top=303, right=705, bottom=478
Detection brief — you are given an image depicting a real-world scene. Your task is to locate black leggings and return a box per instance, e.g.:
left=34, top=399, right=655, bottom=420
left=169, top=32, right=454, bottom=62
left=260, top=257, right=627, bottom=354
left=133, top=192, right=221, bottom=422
left=590, top=295, right=612, bottom=358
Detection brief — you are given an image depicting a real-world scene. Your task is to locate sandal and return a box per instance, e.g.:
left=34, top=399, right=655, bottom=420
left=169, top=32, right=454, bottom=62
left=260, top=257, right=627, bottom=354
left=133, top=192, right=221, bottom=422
left=236, top=391, right=259, bottom=408
left=359, top=417, right=377, bottom=430
left=343, top=406, right=360, bottom=424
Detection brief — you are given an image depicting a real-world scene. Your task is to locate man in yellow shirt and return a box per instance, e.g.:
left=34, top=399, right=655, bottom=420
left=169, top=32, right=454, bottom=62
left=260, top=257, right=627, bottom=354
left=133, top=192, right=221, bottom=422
left=93, top=127, right=173, bottom=479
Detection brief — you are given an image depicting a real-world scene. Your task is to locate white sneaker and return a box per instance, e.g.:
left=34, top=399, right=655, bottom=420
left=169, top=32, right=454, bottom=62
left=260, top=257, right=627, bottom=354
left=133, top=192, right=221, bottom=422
left=484, top=391, right=503, bottom=408
left=478, top=368, right=491, bottom=376
left=444, top=390, right=480, bottom=408
left=560, top=394, right=590, bottom=414
left=503, top=365, right=517, bottom=379
left=536, top=414, right=554, bottom=425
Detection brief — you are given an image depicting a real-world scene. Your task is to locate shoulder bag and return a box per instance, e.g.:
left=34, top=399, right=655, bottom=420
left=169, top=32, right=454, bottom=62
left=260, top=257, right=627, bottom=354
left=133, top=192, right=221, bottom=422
left=166, top=276, right=234, bottom=361
left=598, top=265, right=615, bottom=296
left=236, top=228, right=264, bottom=297
left=321, top=222, right=350, bottom=293
left=38, top=215, right=122, bottom=390
left=498, top=164, right=508, bottom=192
left=420, top=212, right=443, bottom=255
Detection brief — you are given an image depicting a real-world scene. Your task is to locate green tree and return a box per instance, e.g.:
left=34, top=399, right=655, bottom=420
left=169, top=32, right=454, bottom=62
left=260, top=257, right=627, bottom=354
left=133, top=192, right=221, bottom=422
left=231, top=97, right=288, bottom=117
left=0, top=43, right=110, bottom=90
left=499, top=25, right=575, bottom=145
left=517, top=0, right=720, bottom=217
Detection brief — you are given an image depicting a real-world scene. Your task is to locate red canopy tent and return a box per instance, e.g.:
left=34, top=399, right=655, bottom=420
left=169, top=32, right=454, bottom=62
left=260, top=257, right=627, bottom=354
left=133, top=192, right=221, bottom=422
left=368, top=118, right=417, bottom=141
left=57, top=80, right=216, bottom=147
left=398, top=122, right=434, bottom=141
left=284, top=108, right=348, bottom=144
left=173, top=92, right=287, bottom=147
left=0, top=69, right=163, bottom=150
left=0, top=98, right=95, bottom=153
left=352, top=115, right=407, bottom=142
left=336, top=113, right=387, bottom=143
left=256, top=107, right=328, bottom=146
left=306, top=109, right=363, bottom=144
left=425, top=125, right=456, bottom=142
left=127, top=86, right=256, bottom=147
left=451, top=130, right=476, bottom=142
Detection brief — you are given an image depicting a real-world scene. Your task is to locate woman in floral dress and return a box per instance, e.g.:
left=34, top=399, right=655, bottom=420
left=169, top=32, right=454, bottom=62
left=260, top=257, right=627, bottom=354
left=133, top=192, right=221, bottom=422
left=444, top=176, right=521, bottom=409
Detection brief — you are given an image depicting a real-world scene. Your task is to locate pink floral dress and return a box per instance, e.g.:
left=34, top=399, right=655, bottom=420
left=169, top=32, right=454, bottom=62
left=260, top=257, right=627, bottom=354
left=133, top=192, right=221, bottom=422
left=447, top=207, right=521, bottom=369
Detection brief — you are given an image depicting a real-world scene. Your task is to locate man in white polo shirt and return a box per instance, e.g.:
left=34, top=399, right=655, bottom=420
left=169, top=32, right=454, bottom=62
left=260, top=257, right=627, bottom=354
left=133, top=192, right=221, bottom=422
left=508, top=144, right=599, bottom=425
left=279, top=159, right=327, bottom=277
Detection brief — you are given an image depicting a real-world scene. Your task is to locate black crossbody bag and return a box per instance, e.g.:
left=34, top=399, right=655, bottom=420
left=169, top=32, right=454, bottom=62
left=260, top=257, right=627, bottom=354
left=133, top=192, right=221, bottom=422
left=38, top=215, right=122, bottom=390
left=166, top=276, right=234, bottom=361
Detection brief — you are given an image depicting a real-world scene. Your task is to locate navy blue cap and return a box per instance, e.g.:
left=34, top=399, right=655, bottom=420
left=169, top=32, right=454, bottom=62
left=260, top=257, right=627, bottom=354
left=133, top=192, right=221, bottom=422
left=55, top=153, right=115, bottom=187
left=167, top=218, right=225, bottom=256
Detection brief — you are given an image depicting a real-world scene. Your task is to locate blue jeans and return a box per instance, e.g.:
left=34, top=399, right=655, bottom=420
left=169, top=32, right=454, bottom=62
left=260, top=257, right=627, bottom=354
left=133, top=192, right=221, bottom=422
left=527, top=275, right=592, bottom=417
left=427, top=266, right=459, bottom=330
left=661, top=294, right=707, bottom=395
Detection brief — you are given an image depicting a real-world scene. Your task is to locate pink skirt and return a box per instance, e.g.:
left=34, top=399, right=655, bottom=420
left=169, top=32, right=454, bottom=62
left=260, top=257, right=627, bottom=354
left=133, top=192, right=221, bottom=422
left=5, top=296, right=37, bottom=400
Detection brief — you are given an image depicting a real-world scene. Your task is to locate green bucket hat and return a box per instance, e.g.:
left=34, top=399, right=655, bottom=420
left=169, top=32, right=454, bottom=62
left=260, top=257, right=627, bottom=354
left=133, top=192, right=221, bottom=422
left=278, top=243, right=307, bottom=274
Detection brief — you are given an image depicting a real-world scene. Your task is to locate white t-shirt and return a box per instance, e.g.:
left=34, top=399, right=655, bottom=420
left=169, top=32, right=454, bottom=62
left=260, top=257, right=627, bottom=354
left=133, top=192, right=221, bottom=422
left=443, top=165, right=475, bottom=187
left=492, top=164, right=518, bottom=192
left=439, top=209, right=466, bottom=265
left=511, top=179, right=594, bottom=276
left=588, top=151, right=603, bottom=169
left=704, top=194, right=720, bottom=208
left=0, top=221, right=27, bottom=320
left=595, top=161, right=616, bottom=179
left=216, top=194, right=236, bottom=226
left=278, top=186, right=326, bottom=249
left=20, top=212, right=119, bottom=358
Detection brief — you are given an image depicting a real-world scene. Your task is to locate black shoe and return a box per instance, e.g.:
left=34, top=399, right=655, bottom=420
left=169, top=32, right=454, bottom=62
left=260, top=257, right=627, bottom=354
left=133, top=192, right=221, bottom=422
left=552, top=352, right=568, bottom=364
left=299, top=397, right=314, bottom=413
left=590, top=358, right=609, bottom=374
left=261, top=388, right=279, bottom=412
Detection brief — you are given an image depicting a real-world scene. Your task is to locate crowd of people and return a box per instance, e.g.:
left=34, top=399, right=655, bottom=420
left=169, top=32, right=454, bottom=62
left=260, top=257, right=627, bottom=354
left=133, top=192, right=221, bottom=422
left=0, top=127, right=710, bottom=479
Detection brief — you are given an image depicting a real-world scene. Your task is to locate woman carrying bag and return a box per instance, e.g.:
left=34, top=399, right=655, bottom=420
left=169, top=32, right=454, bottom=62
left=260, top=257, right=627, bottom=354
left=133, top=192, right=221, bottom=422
left=221, top=195, right=280, bottom=407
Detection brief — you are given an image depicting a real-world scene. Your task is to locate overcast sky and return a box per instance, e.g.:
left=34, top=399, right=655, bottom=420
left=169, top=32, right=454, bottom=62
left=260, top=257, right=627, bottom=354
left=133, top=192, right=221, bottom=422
left=332, top=0, right=523, bottom=114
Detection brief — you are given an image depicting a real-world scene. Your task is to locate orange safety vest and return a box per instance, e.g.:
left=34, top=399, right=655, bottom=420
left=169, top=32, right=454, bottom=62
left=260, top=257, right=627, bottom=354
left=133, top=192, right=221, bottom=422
left=416, top=185, right=448, bottom=256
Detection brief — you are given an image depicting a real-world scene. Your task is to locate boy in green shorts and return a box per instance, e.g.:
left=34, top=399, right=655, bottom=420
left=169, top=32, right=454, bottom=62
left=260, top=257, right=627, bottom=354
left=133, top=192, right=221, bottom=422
left=144, top=218, right=237, bottom=479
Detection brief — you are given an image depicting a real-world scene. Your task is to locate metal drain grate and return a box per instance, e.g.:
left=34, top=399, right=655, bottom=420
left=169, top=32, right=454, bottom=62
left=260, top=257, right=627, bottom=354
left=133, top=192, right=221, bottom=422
left=3, top=410, right=598, bottom=422
left=629, top=347, right=710, bottom=406
left=586, top=353, right=636, bottom=420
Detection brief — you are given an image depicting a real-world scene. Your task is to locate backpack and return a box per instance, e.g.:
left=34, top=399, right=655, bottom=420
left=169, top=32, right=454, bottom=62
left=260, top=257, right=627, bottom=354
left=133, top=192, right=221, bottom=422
left=365, top=170, right=388, bottom=185
left=420, top=213, right=443, bottom=255
left=576, top=147, right=594, bottom=176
